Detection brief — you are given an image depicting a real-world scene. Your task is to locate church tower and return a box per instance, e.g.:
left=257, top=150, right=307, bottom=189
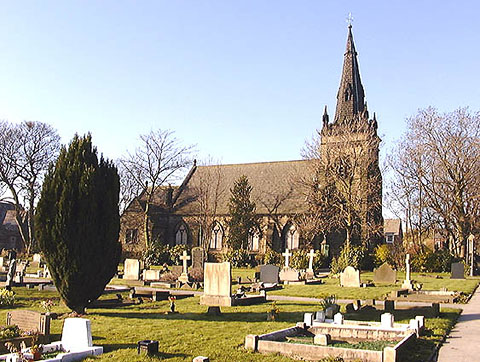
left=321, top=24, right=383, bottom=252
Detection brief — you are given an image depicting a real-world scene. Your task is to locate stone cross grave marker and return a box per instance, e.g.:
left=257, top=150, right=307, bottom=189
left=451, top=262, right=465, bottom=279
left=260, top=265, right=280, bottom=284
left=401, top=253, right=414, bottom=289
left=373, top=263, right=397, bottom=284
left=178, top=250, right=191, bottom=283
left=308, top=249, right=315, bottom=272
left=340, top=266, right=361, bottom=287
left=124, top=259, right=141, bottom=280
left=200, top=262, right=232, bottom=307
left=282, top=249, right=292, bottom=268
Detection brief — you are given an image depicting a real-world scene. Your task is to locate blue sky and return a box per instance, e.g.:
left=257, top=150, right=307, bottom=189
left=0, top=1, right=478, bottom=166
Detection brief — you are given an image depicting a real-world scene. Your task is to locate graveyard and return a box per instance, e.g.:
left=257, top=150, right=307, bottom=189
left=0, top=253, right=477, bottom=362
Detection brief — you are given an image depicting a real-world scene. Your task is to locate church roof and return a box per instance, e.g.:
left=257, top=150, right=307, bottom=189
left=171, top=159, right=312, bottom=215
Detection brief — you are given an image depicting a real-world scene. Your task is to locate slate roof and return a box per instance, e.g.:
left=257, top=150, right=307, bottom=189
left=384, top=219, right=402, bottom=235
left=165, top=159, right=313, bottom=216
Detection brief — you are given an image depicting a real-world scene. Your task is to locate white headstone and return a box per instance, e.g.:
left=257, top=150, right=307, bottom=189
left=124, top=259, right=141, bottom=280
left=61, top=318, right=93, bottom=351
left=405, top=254, right=411, bottom=281
left=340, top=266, right=361, bottom=287
left=33, top=253, right=42, bottom=264
left=282, top=249, right=292, bottom=268
left=303, top=312, right=314, bottom=326
left=381, top=313, right=394, bottom=329
left=199, top=262, right=233, bottom=307
left=333, top=313, right=344, bottom=325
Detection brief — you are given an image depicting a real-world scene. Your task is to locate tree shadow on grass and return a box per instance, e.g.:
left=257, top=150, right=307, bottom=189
left=94, top=310, right=306, bottom=323
left=102, top=343, right=189, bottom=359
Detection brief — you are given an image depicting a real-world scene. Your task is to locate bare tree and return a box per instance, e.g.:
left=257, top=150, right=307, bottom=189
left=0, top=121, right=60, bottom=254
left=302, top=118, right=382, bottom=248
left=189, top=159, right=226, bottom=258
left=387, top=107, right=480, bottom=258
left=119, top=130, right=193, bottom=248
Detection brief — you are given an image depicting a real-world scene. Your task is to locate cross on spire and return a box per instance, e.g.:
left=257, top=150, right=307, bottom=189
left=180, top=250, right=191, bottom=274
left=346, top=12, right=354, bottom=27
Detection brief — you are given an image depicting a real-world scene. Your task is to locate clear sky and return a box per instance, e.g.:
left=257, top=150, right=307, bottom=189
left=0, top=1, right=478, bottom=166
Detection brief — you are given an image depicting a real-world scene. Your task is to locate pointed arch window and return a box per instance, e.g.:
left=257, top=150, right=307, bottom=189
left=285, top=224, right=299, bottom=250
left=210, top=222, right=224, bottom=250
left=248, top=230, right=260, bottom=251
left=175, top=223, right=188, bottom=245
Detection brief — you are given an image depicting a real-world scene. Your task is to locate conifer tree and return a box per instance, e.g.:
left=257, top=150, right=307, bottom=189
left=227, top=175, right=259, bottom=249
left=35, top=134, right=121, bottom=314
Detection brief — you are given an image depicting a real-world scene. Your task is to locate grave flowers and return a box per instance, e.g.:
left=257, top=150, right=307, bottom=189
left=267, top=302, right=280, bottom=321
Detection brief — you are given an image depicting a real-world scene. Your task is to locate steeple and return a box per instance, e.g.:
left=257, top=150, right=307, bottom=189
left=334, top=24, right=366, bottom=123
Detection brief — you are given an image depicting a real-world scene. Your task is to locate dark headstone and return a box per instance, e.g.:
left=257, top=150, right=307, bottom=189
left=345, top=303, right=355, bottom=313
left=384, top=300, right=395, bottom=312
left=451, top=262, right=465, bottom=279
left=191, top=247, right=205, bottom=270
left=260, top=265, right=280, bottom=284
left=373, top=263, right=397, bottom=284
left=432, top=302, right=440, bottom=317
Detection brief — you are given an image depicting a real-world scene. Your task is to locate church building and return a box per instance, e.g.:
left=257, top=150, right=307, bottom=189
left=120, top=25, right=383, bottom=260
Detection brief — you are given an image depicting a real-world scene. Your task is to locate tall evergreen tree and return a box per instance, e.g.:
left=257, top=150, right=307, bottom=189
left=35, top=134, right=121, bottom=314
left=227, top=175, right=259, bottom=249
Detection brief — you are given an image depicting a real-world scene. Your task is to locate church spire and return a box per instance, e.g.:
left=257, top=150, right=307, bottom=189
left=334, top=24, right=366, bottom=123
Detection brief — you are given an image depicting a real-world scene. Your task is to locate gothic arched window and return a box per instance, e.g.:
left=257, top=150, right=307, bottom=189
left=210, top=222, right=224, bottom=250
left=175, top=223, right=188, bottom=245
left=248, top=230, right=260, bottom=251
left=284, top=223, right=299, bottom=250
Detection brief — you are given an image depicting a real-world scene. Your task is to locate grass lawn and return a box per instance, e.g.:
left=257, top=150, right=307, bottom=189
left=269, top=271, right=480, bottom=300
left=0, top=287, right=464, bottom=362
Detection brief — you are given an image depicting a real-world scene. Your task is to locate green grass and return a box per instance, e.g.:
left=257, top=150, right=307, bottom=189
left=0, top=285, right=464, bottom=362
left=269, top=272, right=480, bottom=300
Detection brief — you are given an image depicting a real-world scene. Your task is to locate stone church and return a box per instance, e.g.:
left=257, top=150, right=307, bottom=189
left=120, top=25, right=383, bottom=259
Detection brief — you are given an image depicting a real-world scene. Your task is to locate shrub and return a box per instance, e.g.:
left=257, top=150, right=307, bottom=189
left=143, top=243, right=170, bottom=267
left=290, top=249, right=327, bottom=270
left=264, top=249, right=282, bottom=266
left=168, top=244, right=190, bottom=265
left=411, top=248, right=456, bottom=273
left=35, top=135, right=121, bottom=314
left=330, top=244, right=365, bottom=274
left=373, top=244, right=393, bottom=267
left=222, top=248, right=252, bottom=267
left=319, top=294, right=337, bottom=311
left=0, top=288, right=15, bottom=307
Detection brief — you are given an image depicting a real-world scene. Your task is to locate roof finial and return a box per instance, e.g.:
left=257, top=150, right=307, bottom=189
left=346, top=12, right=354, bottom=28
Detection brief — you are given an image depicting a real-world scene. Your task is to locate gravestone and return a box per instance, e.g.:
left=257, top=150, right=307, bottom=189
left=33, top=253, right=42, bottom=264
left=340, top=266, right=361, bottom=287
left=6, top=310, right=50, bottom=336
left=306, top=249, right=315, bottom=279
left=124, top=259, right=141, bottom=280
left=373, top=263, right=397, bottom=284
left=61, top=318, right=95, bottom=351
left=143, top=269, right=161, bottom=281
left=282, top=249, right=292, bottom=268
left=200, top=262, right=233, bottom=307
left=451, top=262, right=465, bottom=279
left=401, top=254, right=414, bottom=290
left=191, top=247, right=205, bottom=270
left=178, top=250, right=191, bottom=283
left=260, top=265, right=280, bottom=284
left=279, top=267, right=300, bottom=282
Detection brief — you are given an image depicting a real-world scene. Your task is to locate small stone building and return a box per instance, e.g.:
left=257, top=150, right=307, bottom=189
left=120, top=25, right=384, bottom=260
